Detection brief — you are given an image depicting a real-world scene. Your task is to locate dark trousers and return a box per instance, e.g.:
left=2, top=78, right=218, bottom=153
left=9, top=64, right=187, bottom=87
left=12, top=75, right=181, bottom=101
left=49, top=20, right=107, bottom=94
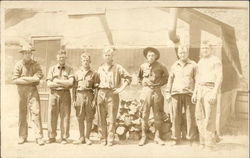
left=97, top=89, right=119, bottom=143
left=170, top=94, right=196, bottom=141
left=75, top=91, right=94, bottom=139
left=17, top=85, right=43, bottom=139
left=140, top=87, right=164, bottom=138
left=47, top=90, right=71, bottom=139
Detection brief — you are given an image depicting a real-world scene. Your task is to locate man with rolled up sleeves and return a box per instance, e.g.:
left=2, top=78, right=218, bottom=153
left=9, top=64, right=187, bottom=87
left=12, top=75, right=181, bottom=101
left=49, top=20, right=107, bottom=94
left=138, top=47, right=169, bottom=146
left=12, top=44, right=45, bottom=145
left=46, top=49, right=74, bottom=144
left=166, top=44, right=197, bottom=146
left=96, top=46, right=132, bottom=146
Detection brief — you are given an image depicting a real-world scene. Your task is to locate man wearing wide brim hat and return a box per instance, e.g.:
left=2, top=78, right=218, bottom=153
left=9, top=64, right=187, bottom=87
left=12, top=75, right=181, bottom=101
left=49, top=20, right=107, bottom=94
left=137, top=47, right=169, bottom=146
left=12, top=44, right=45, bottom=145
left=143, top=47, right=160, bottom=61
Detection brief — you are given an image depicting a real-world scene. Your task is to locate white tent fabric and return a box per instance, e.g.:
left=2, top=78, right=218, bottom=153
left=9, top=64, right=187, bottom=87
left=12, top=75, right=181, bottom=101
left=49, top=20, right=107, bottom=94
left=5, top=8, right=190, bottom=48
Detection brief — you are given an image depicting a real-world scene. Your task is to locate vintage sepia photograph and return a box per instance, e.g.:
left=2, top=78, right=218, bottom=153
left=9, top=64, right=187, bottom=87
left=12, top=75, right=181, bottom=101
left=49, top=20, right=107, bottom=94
left=1, top=1, right=249, bottom=158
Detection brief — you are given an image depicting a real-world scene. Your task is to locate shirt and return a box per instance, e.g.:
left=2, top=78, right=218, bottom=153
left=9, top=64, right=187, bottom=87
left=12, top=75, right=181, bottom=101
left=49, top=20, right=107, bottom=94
left=97, top=63, right=132, bottom=89
left=138, top=61, right=169, bottom=88
left=166, top=59, right=197, bottom=95
left=197, top=55, right=222, bottom=84
left=46, top=64, right=74, bottom=90
left=12, top=59, right=44, bottom=85
left=74, top=67, right=99, bottom=91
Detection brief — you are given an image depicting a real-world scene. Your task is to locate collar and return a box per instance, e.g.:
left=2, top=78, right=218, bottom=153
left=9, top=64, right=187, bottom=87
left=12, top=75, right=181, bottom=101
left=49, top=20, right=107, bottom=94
left=57, top=64, right=66, bottom=69
left=22, top=59, right=34, bottom=65
left=80, top=66, right=91, bottom=72
left=177, top=58, right=191, bottom=66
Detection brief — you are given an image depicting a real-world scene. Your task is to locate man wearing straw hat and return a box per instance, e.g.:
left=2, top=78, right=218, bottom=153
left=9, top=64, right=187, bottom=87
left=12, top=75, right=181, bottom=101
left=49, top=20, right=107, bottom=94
left=96, top=46, right=132, bottom=146
left=137, top=47, right=169, bottom=146
left=12, top=44, right=45, bottom=145
left=46, top=49, right=74, bottom=144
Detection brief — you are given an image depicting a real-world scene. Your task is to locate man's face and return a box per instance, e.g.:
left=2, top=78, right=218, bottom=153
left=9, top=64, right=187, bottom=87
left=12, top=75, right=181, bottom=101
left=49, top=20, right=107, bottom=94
left=57, top=54, right=67, bottom=65
left=178, top=47, right=189, bottom=61
left=146, top=51, right=157, bottom=64
left=22, top=51, right=32, bottom=61
left=200, top=44, right=212, bottom=57
left=103, top=51, right=113, bottom=63
left=81, top=58, right=90, bottom=68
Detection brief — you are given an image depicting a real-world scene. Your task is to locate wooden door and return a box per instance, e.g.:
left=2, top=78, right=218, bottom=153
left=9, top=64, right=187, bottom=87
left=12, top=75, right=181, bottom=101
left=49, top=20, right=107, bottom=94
left=32, top=38, right=61, bottom=127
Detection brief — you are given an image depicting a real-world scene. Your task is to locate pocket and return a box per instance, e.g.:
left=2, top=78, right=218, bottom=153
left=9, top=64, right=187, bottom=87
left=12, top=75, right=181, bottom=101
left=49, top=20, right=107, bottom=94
left=62, top=72, right=69, bottom=79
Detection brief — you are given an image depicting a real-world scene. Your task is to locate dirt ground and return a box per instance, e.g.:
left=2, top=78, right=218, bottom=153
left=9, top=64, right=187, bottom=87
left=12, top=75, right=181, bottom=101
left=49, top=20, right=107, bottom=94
left=1, top=85, right=249, bottom=158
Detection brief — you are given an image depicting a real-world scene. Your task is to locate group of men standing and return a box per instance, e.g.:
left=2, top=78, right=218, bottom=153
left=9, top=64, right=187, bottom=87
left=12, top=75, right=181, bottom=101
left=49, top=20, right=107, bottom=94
left=12, top=41, right=222, bottom=150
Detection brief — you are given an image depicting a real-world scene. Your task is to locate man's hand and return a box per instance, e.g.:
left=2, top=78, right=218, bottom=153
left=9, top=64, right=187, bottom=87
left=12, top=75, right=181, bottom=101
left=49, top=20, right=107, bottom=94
left=72, top=101, right=77, bottom=107
left=113, top=87, right=124, bottom=94
left=166, top=93, right=172, bottom=102
left=191, top=94, right=197, bottom=104
left=208, top=91, right=217, bottom=105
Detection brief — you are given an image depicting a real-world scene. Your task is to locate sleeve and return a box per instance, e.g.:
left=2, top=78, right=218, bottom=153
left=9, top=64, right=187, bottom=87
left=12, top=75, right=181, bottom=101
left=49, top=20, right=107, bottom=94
left=118, top=65, right=132, bottom=85
left=165, top=65, right=175, bottom=94
left=192, top=62, right=197, bottom=82
left=68, top=67, right=75, bottom=79
left=93, top=71, right=100, bottom=88
left=137, top=65, right=143, bottom=84
left=160, top=64, right=169, bottom=86
left=46, top=66, right=54, bottom=81
left=12, top=62, right=22, bottom=80
left=33, top=62, right=44, bottom=80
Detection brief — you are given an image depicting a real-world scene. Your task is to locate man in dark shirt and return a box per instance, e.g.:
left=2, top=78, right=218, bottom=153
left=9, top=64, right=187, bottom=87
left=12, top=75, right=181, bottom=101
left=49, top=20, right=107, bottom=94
left=138, top=47, right=169, bottom=146
left=72, top=53, right=99, bottom=145
left=12, top=44, right=44, bottom=145
left=46, top=50, right=74, bottom=144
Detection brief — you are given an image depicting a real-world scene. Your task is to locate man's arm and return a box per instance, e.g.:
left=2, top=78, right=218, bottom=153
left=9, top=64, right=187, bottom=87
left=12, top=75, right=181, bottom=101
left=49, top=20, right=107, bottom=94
left=159, top=64, right=169, bottom=86
left=52, top=67, right=74, bottom=88
left=165, top=65, right=175, bottom=101
left=113, top=65, right=131, bottom=94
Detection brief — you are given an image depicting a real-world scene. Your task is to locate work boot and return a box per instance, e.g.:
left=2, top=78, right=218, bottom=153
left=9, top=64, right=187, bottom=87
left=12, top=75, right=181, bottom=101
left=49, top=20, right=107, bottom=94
left=61, top=138, right=69, bottom=144
left=154, top=130, right=165, bottom=145
left=138, top=136, right=147, bottom=146
left=36, top=138, right=45, bottom=146
left=107, top=141, right=113, bottom=147
left=170, top=139, right=180, bottom=146
left=199, top=144, right=205, bottom=150
left=46, top=138, right=56, bottom=144
left=73, top=137, right=85, bottom=145
left=101, top=140, right=107, bottom=146
left=18, top=138, right=27, bottom=144
left=154, top=137, right=165, bottom=145
left=85, top=138, right=92, bottom=145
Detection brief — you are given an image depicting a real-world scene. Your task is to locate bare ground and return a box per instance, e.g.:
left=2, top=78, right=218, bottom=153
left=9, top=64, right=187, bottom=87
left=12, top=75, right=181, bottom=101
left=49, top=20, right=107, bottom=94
left=1, top=85, right=249, bottom=158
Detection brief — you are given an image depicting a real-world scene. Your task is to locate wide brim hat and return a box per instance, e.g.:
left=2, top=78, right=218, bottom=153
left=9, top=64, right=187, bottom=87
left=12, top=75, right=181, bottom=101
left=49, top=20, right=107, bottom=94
left=19, top=45, right=35, bottom=53
left=143, top=47, right=160, bottom=60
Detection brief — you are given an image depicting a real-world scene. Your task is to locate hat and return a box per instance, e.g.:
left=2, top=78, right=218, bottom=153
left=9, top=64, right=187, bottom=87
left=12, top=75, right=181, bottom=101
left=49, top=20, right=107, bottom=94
left=19, top=44, right=35, bottom=53
left=81, top=53, right=91, bottom=61
left=143, top=47, right=160, bottom=60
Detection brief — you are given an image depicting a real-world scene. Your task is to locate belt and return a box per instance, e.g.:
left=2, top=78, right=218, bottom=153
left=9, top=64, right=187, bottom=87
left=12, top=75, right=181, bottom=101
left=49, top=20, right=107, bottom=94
left=77, top=89, right=93, bottom=93
left=99, top=88, right=114, bottom=91
left=51, top=89, right=69, bottom=92
left=199, top=82, right=215, bottom=87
